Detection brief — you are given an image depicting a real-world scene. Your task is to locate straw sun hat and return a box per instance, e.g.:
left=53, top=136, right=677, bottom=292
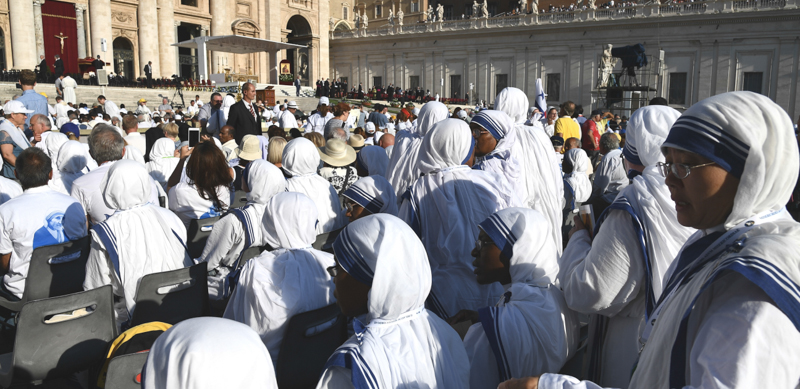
left=318, top=138, right=356, bottom=167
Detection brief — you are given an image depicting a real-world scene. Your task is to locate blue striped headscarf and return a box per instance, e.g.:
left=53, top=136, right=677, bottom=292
left=471, top=110, right=512, bottom=141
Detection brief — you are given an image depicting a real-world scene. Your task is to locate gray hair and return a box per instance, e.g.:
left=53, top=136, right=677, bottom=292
left=599, top=132, right=620, bottom=153
left=30, top=114, right=51, bottom=130
left=89, top=124, right=125, bottom=164
left=330, top=128, right=349, bottom=142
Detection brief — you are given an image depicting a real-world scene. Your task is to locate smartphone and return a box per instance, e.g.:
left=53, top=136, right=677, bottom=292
left=580, top=204, right=595, bottom=238
left=188, top=127, right=200, bottom=147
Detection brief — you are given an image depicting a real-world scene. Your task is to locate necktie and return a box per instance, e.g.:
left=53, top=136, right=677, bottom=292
left=249, top=103, right=256, bottom=120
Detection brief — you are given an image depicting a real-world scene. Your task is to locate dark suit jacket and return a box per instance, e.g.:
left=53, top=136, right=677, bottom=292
left=226, top=99, right=262, bottom=144
left=54, top=59, right=64, bottom=76
left=93, top=59, right=104, bottom=70
left=144, top=64, right=152, bottom=75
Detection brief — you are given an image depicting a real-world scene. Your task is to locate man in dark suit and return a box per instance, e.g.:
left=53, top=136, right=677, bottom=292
left=226, top=82, right=262, bottom=144
left=93, top=55, right=104, bottom=70
left=53, top=55, right=64, bottom=79
left=36, top=55, right=48, bottom=82
left=144, top=61, right=153, bottom=88
left=323, top=78, right=330, bottom=97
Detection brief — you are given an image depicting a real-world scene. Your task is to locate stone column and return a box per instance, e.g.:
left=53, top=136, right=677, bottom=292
left=199, top=25, right=209, bottom=79
left=33, top=0, right=46, bottom=59
left=8, top=0, right=37, bottom=69
left=174, top=21, right=181, bottom=77
left=210, top=0, right=231, bottom=74
left=157, top=0, right=176, bottom=76
left=75, top=4, right=88, bottom=58
left=137, top=0, right=159, bottom=77
left=89, top=0, right=113, bottom=65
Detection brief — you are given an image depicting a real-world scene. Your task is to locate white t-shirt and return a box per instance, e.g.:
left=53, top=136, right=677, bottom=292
left=70, top=161, right=163, bottom=224
left=124, top=132, right=146, bottom=155
left=168, top=182, right=232, bottom=227
left=0, top=176, right=22, bottom=205
left=0, top=186, right=87, bottom=297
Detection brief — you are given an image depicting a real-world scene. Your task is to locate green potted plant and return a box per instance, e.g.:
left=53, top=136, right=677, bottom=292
left=390, top=98, right=401, bottom=108
left=362, top=96, right=372, bottom=107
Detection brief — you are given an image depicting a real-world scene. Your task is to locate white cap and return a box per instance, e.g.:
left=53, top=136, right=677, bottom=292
left=319, top=97, right=330, bottom=106
left=457, top=110, right=468, bottom=119
left=287, top=101, right=298, bottom=109
left=365, top=122, right=376, bottom=134
left=3, top=100, right=34, bottom=114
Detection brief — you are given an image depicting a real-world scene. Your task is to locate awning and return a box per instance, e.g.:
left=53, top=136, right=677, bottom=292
left=171, top=35, right=305, bottom=54
left=171, top=36, right=306, bottom=83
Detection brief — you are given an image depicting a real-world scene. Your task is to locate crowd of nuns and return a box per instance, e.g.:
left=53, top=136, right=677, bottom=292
left=50, top=88, right=800, bottom=388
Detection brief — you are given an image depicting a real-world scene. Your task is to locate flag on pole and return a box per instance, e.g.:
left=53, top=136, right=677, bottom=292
left=535, top=78, right=548, bottom=114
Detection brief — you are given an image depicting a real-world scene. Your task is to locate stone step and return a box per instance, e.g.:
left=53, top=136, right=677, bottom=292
left=0, top=82, right=323, bottom=113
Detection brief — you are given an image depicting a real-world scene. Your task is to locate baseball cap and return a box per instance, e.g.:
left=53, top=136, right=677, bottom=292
left=3, top=101, right=34, bottom=114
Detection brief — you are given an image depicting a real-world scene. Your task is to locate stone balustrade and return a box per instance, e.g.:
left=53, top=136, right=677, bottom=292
left=331, top=0, right=795, bottom=39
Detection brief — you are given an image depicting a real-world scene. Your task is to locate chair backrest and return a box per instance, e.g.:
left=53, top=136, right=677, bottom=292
left=12, top=285, right=116, bottom=384
left=276, top=303, right=348, bottom=389
left=105, top=351, right=149, bottom=389
left=129, top=262, right=209, bottom=327
left=186, top=216, right=221, bottom=259
left=230, top=191, right=248, bottom=209
left=312, top=227, right=343, bottom=253
left=22, top=236, right=91, bottom=303
left=236, top=245, right=267, bottom=269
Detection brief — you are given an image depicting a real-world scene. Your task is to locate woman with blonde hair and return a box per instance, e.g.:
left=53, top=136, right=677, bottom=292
left=304, top=131, right=325, bottom=148
left=267, top=136, right=287, bottom=168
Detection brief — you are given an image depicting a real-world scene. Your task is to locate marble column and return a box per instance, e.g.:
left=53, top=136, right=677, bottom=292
left=75, top=4, right=88, bottom=58
left=33, top=0, right=46, bottom=59
left=199, top=25, right=209, bottom=79
left=157, top=0, right=176, bottom=77
left=89, top=0, right=113, bottom=65
left=137, top=0, right=159, bottom=77
left=174, top=21, right=181, bottom=77
left=8, top=0, right=37, bottom=69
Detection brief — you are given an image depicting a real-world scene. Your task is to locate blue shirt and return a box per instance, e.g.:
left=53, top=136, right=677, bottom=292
left=15, top=89, right=49, bottom=131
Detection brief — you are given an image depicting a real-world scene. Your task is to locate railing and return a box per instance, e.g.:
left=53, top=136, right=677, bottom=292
left=331, top=0, right=794, bottom=39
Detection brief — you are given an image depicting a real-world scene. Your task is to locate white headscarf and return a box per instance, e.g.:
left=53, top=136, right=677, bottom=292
left=146, top=138, right=179, bottom=192
left=356, top=145, right=388, bottom=178
left=405, top=119, right=518, bottom=318
left=494, top=87, right=564, bottom=255
left=596, top=105, right=693, bottom=308
left=324, top=214, right=470, bottom=388
left=282, top=138, right=346, bottom=234
left=342, top=175, right=398, bottom=216
left=628, top=92, right=800, bottom=389
left=91, top=160, right=192, bottom=315
left=467, top=208, right=579, bottom=386
left=563, top=148, right=591, bottom=203
left=51, top=140, right=87, bottom=195
left=143, top=317, right=277, bottom=389
left=224, top=192, right=334, bottom=362
left=44, top=132, right=69, bottom=193
left=123, top=145, right=146, bottom=165
left=591, top=148, right=628, bottom=201
left=221, top=94, right=236, bottom=121
left=243, top=159, right=286, bottom=205
left=386, top=101, right=450, bottom=201
left=471, top=110, right=525, bottom=202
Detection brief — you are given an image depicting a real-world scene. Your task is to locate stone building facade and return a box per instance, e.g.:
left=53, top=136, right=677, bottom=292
left=0, top=0, right=330, bottom=85
left=329, top=0, right=800, bottom=118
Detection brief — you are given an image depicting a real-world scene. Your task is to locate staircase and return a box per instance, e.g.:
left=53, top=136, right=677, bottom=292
left=0, top=82, right=323, bottom=113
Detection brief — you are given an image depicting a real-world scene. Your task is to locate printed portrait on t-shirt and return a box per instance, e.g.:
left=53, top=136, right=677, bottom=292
left=33, top=211, right=68, bottom=249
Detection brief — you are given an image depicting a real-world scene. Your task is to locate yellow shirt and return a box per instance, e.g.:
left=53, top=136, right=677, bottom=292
left=555, top=116, right=581, bottom=141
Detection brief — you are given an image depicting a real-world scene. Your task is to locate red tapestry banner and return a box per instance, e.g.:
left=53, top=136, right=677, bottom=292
left=41, top=1, right=79, bottom=74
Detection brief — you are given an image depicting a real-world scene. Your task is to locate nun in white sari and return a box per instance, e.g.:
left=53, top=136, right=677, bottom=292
left=146, top=138, right=179, bottom=192
left=317, top=214, right=470, bottom=389
left=400, top=119, right=520, bottom=319
left=557, top=106, right=692, bottom=388
left=385, top=101, right=449, bottom=201
left=470, top=110, right=525, bottom=204
left=50, top=140, right=87, bottom=195
left=342, top=175, right=398, bottom=219
left=84, top=160, right=193, bottom=328
left=143, top=317, right=277, bottom=389
left=463, top=208, right=579, bottom=389
left=224, top=192, right=335, bottom=363
left=532, top=92, right=800, bottom=389
left=201, top=160, right=286, bottom=299
left=494, top=87, right=564, bottom=255
left=44, top=132, right=68, bottom=193
left=355, top=146, right=389, bottom=178
left=562, top=148, right=592, bottom=209
left=282, top=137, right=346, bottom=234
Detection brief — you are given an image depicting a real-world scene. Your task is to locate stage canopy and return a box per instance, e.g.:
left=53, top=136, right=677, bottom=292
left=172, top=35, right=305, bottom=83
